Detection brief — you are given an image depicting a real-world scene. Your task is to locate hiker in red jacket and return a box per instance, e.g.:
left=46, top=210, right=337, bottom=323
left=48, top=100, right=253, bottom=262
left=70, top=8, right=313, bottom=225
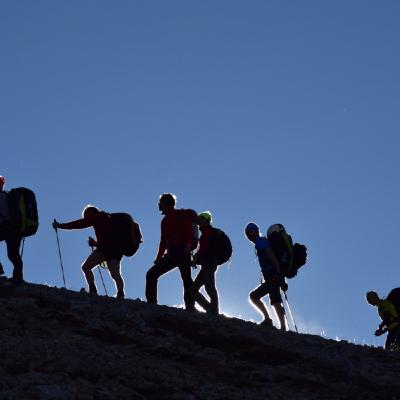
left=53, top=205, right=125, bottom=298
left=146, top=193, right=208, bottom=310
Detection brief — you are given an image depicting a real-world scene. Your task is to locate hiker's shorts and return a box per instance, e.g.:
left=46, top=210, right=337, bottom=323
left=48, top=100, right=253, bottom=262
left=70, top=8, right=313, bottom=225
left=251, top=280, right=282, bottom=306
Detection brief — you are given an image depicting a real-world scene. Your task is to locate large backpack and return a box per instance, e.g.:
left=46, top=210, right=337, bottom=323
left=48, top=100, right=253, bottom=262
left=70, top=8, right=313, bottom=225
left=8, top=188, right=39, bottom=238
left=177, top=209, right=199, bottom=251
left=210, top=227, right=232, bottom=265
left=109, top=213, right=143, bottom=257
left=387, top=288, right=400, bottom=314
left=267, top=224, right=307, bottom=279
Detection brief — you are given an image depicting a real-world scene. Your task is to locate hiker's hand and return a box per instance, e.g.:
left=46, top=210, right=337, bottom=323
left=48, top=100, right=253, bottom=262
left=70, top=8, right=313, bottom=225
left=88, top=237, right=97, bottom=247
left=269, top=274, right=280, bottom=284
left=281, top=281, right=288, bottom=292
left=52, top=220, right=60, bottom=229
left=184, top=244, right=192, bottom=255
left=375, top=328, right=385, bottom=336
left=154, top=257, right=162, bottom=265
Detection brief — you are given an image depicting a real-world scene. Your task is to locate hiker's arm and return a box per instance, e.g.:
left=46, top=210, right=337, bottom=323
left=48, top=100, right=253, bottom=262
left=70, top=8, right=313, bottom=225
left=266, top=247, right=281, bottom=274
left=58, top=218, right=92, bottom=230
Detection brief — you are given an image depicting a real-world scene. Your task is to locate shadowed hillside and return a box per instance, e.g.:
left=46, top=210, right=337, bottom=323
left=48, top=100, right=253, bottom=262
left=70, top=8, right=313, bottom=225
left=0, top=278, right=399, bottom=400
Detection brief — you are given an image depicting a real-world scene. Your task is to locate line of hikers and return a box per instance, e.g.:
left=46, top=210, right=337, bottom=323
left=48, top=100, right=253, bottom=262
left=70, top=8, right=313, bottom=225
left=1, top=176, right=399, bottom=350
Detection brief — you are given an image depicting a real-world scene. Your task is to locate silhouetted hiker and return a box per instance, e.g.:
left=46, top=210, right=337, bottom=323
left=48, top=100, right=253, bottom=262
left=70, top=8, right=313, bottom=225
left=53, top=205, right=125, bottom=298
left=245, top=222, right=287, bottom=331
left=146, top=193, right=209, bottom=311
left=0, top=176, right=30, bottom=284
left=366, top=290, right=400, bottom=351
left=189, top=211, right=232, bottom=315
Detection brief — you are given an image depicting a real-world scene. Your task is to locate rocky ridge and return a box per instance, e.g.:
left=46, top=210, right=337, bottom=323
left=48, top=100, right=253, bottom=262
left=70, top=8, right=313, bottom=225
left=0, top=279, right=399, bottom=400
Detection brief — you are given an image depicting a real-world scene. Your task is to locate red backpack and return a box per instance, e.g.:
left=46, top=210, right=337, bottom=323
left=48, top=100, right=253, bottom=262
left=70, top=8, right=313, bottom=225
left=177, top=209, right=199, bottom=251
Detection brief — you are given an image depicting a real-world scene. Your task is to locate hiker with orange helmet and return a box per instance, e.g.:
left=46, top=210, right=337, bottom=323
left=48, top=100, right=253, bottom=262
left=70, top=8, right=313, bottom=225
left=53, top=205, right=125, bottom=298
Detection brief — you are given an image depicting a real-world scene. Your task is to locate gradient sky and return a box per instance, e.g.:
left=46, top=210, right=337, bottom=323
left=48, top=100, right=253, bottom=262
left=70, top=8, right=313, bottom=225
left=1, top=1, right=399, bottom=347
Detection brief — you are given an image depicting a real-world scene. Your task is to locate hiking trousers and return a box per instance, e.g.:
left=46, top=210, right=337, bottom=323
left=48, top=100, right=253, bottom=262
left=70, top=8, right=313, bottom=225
left=190, top=263, right=219, bottom=314
left=5, top=234, right=23, bottom=282
left=82, top=249, right=124, bottom=294
left=146, top=249, right=209, bottom=311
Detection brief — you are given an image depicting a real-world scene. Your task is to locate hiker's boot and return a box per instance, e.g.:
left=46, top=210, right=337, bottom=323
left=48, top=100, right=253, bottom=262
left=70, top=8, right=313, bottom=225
left=88, top=284, right=98, bottom=295
left=260, top=318, right=273, bottom=328
left=116, top=290, right=125, bottom=299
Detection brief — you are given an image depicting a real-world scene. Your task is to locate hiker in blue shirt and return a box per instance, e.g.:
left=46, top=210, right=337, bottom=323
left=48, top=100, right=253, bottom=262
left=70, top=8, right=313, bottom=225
left=245, top=222, right=287, bottom=331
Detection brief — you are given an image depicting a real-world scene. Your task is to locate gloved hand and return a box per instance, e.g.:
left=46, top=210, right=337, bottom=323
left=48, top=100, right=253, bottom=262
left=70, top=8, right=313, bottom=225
left=88, top=236, right=97, bottom=247
left=375, top=328, right=385, bottom=337
left=280, top=281, right=288, bottom=292
left=52, top=219, right=59, bottom=229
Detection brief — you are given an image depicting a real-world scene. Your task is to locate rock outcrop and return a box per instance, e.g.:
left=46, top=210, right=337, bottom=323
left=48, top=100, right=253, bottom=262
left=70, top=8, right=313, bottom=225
left=0, top=279, right=399, bottom=400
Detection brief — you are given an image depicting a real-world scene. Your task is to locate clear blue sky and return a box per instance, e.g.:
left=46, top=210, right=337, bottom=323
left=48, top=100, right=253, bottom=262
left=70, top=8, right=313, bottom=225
left=1, top=1, right=399, bottom=346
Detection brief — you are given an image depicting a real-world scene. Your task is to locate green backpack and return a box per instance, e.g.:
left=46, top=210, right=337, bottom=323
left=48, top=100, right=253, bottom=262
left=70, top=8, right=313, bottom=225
left=8, top=188, right=39, bottom=237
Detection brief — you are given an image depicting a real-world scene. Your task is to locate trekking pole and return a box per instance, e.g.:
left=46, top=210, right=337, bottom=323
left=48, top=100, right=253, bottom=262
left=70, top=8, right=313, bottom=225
left=20, top=237, right=25, bottom=258
left=91, top=245, right=108, bottom=296
left=53, top=220, right=67, bottom=288
left=283, top=291, right=299, bottom=333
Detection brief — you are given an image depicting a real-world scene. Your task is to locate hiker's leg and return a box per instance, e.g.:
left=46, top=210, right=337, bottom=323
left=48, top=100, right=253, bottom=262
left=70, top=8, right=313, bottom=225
left=273, top=302, right=287, bottom=331
left=145, top=256, right=175, bottom=304
left=107, top=259, right=124, bottom=296
left=178, top=262, right=196, bottom=311
left=203, top=264, right=219, bottom=314
left=82, top=250, right=106, bottom=293
left=6, top=235, right=23, bottom=282
left=189, top=266, right=210, bottom=312
left=270, top=285, right=287, bottom=331
left=249, top=283, right=271, bottom=321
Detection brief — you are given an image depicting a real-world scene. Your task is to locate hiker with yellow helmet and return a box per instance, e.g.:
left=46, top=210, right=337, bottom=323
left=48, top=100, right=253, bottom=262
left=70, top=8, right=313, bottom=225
left=190, top=211, right=232, bottom=315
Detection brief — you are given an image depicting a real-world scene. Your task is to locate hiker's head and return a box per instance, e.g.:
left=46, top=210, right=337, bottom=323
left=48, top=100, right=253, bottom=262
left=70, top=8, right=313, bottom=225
left=366, top=291, right=380, bottom=306
left=0, top=176, right=4, bottom=190
left=158, top=193, right=176, bottom=214
left=198, top=211, right=212, bottom=227
left=82, top=205, right=100, bottom=219
left=245, top=222, right=260, bottom=243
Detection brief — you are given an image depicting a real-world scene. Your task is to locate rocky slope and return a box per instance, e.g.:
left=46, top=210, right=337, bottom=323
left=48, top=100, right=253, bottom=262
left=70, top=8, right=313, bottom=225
left=0, top=278, right=399, bottom=400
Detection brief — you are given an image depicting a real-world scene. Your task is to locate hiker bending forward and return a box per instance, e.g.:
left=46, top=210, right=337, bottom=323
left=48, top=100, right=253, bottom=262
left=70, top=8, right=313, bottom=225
left=366, top=291, right=400, bottom=351
left=146, top=193, right=209, bottom=310
left=190, top=211, right=221, bottom=315
left=53, top=205, right=125, bottom=298
left=245, top=222, right=287, bottom=331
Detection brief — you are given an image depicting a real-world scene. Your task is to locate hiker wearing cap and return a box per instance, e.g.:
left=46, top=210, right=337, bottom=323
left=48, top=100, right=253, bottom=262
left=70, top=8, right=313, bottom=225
left=189, top=211, right=225, bottom=315
left=0, top=176, right=24, bottom=284
left=245, top=222, right=287, bottom=331
left=146, top=193, right=209, bottom=311
left=53, top=205, right=125, bottom=298
left=366, top=290, right=400, bottom=351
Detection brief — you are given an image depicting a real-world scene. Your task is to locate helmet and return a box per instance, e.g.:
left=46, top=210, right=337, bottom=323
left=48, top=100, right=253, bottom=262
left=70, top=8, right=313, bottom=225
left=267, top=224, right=285, bottom=238
left=198, top=211, right=212, bottom=223
left=0, top=176, right=5, bottom=188
left=245, top=222, right=259, bottom=233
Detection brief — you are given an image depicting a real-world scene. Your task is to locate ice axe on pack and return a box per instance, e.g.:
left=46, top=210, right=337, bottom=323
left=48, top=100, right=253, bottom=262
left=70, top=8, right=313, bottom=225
left=53, top=219, right=67, bottom=288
